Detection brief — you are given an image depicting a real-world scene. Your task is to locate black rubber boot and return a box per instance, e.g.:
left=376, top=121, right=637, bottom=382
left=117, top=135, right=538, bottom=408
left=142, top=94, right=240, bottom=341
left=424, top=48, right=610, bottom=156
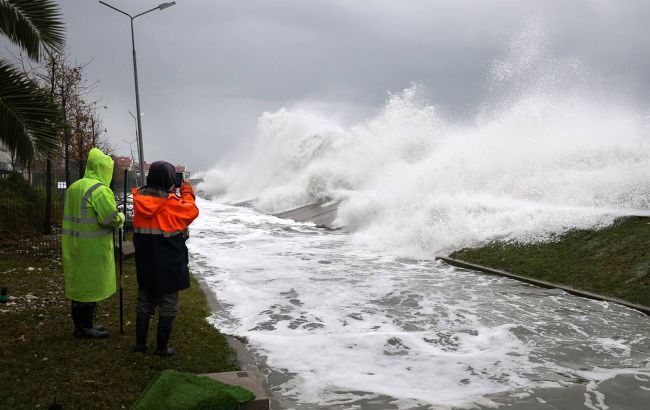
left=134, top=313, right=150, bottom=353
left=70, top=301, right=84, bottom=335
left=154, top=316, right=176, bottom=357
left=89, top=303, right=105, bottom=331
left=73, top=303, right=109, bottom=339
left=87, top=303, right=109, bottom=337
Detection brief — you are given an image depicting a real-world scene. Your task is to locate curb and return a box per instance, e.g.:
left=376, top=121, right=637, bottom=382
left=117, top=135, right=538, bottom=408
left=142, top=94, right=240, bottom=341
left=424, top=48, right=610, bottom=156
left=192, top=274, right=282, bottom=409
left=435, top=256, right=650, bottom=316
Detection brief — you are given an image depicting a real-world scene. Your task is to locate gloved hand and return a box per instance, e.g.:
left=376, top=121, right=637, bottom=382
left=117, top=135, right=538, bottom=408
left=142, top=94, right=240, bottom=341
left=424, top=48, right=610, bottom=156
left=180, top=180, right=195, bottom=198
left=115, top=211, right=126, bottom=228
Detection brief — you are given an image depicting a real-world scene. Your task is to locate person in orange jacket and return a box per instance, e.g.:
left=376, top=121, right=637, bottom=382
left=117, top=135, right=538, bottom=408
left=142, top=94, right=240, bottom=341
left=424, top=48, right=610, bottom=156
left=132, top=161, right=199, bottom=356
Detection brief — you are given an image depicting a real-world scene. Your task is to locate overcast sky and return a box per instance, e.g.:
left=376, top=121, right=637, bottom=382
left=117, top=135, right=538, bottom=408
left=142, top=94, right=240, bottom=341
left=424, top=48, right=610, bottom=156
left=35, top=1, right=650, bottom=171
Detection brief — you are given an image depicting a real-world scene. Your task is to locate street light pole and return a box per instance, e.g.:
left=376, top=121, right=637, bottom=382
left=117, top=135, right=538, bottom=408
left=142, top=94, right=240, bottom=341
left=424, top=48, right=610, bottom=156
left=129, top=16, right=146, bottom=184
left=121, top=138, right=139, bottom=185
left=128, top=111, right=141, bottom=185
left=99, top=1, right=176, bottom=182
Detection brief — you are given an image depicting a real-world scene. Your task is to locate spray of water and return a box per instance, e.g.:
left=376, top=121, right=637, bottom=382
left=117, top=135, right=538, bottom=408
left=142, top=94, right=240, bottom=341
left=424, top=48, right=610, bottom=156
left=201, top=25, right=650, bottom=256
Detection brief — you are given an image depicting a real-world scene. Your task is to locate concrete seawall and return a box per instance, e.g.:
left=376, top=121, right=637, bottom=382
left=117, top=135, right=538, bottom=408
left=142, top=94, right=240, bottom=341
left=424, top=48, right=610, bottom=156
left=437, top=256, right=650, bottom=316
left=273, top=202, right=340, bottom=230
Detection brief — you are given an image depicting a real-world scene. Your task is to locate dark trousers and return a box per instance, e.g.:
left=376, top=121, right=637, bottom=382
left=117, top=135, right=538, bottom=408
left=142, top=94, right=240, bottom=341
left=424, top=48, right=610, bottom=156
left=71, top=300, right=97, bottom=309
left=136, top=288, right=179, bottom=319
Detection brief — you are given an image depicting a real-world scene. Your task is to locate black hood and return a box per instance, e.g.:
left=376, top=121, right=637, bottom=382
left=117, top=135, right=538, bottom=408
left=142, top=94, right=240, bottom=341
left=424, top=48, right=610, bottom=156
left=147, top=161, right=175, bottom=191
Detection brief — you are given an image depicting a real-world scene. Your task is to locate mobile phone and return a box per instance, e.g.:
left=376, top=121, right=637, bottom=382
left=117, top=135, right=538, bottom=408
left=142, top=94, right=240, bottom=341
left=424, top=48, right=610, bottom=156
left=174, top=172, right=184, bottom=188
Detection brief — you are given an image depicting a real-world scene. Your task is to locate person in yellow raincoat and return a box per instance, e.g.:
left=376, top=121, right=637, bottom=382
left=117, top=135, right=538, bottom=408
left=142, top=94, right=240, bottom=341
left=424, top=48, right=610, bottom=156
left=62, top=148, right=124, bottom=338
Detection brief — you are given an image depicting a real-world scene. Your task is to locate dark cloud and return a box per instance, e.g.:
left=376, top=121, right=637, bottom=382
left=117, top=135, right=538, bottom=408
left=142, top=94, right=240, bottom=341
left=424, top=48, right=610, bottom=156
left=48, top=0, right=650, bottom=171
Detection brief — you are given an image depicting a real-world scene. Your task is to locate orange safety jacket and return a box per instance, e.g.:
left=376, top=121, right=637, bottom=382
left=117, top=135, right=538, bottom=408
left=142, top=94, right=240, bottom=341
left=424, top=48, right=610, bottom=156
left=132, top=183, right=199, bottom=291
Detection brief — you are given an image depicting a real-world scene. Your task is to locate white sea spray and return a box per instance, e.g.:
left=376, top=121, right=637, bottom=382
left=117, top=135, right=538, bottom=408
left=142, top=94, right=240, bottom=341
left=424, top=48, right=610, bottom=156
left=200, top=26, right=650, bottom=257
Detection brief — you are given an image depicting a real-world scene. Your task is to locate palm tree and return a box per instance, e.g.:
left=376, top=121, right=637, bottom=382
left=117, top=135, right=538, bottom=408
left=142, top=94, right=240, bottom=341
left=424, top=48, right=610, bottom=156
left=0, top=0, right=65, bottom=166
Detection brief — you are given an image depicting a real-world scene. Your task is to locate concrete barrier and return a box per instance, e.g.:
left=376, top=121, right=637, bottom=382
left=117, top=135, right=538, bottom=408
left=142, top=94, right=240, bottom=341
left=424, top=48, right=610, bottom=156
left=436, top=256, right=650, bottom=316
left=273, top=202, right=340, bottom=230
left=202, top=369, right=272, bottom=410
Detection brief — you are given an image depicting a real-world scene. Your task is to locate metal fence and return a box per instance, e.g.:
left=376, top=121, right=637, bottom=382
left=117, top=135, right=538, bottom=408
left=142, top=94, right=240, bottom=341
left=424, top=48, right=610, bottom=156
left=0, top=168, right=138, bottom=258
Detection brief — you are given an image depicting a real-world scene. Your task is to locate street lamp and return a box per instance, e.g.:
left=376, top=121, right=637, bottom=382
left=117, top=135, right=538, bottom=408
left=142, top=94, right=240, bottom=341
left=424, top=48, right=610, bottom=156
left=98, top=1, right=176, bottom=182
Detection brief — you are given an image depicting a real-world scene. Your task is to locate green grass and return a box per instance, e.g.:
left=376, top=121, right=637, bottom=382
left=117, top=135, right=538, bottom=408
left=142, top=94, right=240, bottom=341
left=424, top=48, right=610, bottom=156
left=0, top=255, right=238, bottom=409
left=450, top=217, right=650, bottom=307
left=132, top=369, right=254, bottom=410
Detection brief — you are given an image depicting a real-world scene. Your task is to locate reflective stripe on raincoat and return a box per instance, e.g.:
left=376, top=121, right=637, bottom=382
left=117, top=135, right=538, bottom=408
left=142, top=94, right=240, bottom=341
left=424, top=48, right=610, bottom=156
left=62, top=148, right=125, bottom=302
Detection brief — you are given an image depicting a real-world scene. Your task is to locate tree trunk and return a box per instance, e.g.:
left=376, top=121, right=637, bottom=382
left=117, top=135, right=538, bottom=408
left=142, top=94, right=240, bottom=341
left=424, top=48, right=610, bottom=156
left=91, top=117, right=97, bottom=146
left=61, top=91, right=69, bottom=185
left=44, top=158, right=52, bottom=234
left=43, top=57, right=56, bottom=235
left=77, top=115, right=83, bottom=178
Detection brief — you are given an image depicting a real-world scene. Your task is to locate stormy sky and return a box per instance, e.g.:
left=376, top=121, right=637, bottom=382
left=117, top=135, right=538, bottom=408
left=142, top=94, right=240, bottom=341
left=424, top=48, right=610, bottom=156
left=42, top=0, right=650, bottom=171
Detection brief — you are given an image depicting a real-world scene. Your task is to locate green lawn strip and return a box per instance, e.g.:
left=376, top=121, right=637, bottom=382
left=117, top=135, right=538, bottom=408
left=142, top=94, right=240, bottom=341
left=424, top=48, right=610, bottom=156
left=0, top=255, right=238, bottom=409
left=450, top=217, right=650, bottom=307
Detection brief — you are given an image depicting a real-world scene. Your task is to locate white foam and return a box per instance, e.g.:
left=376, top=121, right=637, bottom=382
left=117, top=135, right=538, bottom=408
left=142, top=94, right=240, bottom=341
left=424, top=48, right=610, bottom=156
left=188, top=199, right=650, bottom=408
left=189, top=200, right=534, bottom=407
left=584, top=380, right=608, bottom=410
left=590, top=338, right=632, bottom=358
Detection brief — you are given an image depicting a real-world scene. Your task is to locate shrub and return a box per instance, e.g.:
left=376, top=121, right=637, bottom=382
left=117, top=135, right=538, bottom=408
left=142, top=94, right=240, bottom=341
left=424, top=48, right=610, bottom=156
left=0, top=172, right=45, bottom=237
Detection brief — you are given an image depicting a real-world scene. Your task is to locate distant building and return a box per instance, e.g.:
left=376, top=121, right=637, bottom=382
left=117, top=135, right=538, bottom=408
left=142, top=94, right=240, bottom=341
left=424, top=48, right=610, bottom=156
left=175, top=165, right=188, bottom=178
left=138, top=162, right=189, bottom=178
left=112, top=156, right=133, bottom=171
left=113, top=156, right=191, bottom=186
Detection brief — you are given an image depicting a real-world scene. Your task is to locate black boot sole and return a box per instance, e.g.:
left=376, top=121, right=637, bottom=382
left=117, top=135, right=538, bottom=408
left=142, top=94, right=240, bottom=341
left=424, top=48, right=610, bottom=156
left=153, top=348, right=176, bottom=357
left=133, top=345, right=147, bottom=353
left=74, top=329, right=110, bottom=339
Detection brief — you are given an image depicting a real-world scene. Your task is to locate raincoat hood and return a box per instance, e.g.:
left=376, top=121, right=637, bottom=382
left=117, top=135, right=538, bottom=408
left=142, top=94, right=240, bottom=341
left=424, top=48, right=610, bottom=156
left=147, top=161, right=176, bottom=192
left=84, top=148, right=114, bottom=186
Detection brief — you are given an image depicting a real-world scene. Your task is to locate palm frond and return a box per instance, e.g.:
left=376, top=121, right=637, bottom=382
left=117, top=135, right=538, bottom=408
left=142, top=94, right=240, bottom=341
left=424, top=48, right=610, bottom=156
left=0, top=0, right=65, bottom=61
left=0, top=59, right=61, bottom=166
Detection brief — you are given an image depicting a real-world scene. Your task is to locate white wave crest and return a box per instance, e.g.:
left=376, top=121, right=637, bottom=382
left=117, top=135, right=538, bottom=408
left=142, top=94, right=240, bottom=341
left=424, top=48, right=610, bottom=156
left=202, top=27, right=650, bottom=256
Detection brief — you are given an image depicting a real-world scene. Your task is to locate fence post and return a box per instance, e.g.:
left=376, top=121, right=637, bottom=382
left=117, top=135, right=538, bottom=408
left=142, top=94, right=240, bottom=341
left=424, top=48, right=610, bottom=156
left=119, top=168, right=128, bottom=335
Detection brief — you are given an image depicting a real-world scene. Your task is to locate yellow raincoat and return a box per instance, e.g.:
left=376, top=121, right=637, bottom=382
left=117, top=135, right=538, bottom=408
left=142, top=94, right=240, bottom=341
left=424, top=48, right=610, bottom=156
left=62, top=148, right=125, bottom=302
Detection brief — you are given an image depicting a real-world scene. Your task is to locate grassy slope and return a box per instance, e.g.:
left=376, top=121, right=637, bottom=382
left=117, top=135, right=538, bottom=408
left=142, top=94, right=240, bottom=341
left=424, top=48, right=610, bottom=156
left=450, top=217, right=650, bottom=307
left=0, top=255, right=238, bottom=409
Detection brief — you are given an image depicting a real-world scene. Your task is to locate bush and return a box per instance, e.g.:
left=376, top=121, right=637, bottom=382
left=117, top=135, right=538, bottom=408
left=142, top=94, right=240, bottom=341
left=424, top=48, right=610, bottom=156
left=0, top=172, right=45, bottom=236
